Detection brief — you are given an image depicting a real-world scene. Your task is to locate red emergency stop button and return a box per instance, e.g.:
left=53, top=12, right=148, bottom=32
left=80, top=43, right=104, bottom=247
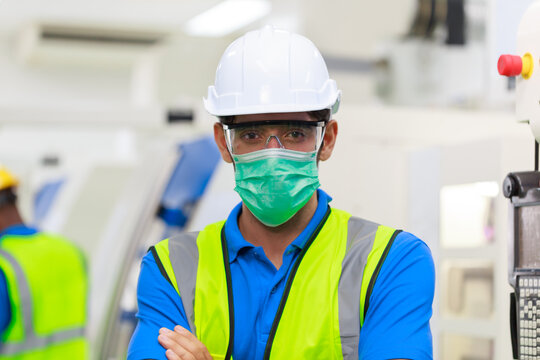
left=498, top=55, right=523, bottom=77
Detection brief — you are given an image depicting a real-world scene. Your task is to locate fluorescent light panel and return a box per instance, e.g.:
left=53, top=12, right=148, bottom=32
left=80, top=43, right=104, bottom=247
left=185, top=0, right=271, bottom=37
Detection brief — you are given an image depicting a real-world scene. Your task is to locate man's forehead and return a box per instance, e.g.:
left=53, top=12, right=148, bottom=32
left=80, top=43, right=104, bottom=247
left=234, top=112, right=315, bottom=123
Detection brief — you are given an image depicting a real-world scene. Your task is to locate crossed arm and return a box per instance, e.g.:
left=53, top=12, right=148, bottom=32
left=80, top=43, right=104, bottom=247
left=157, top=328, right=409, bottom=360
left=157, top=326, right=211, bottom=360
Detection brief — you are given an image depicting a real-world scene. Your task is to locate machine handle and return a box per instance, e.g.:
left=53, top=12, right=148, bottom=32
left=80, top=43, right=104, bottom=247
left=510, top=292, right=518, bottom=359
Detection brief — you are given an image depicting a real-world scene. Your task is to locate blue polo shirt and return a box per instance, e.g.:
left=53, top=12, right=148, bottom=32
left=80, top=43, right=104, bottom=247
left=127, top=189, right=435, bottom=359
left=0, top=224, right=39, bottom=334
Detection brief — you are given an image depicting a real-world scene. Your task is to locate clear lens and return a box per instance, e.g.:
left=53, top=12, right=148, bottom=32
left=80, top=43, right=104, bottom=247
left=223, top=121, right=325, bottom=155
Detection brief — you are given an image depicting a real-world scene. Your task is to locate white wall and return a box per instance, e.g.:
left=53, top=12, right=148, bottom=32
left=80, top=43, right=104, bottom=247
left=319, top=104, right=532, bottom=227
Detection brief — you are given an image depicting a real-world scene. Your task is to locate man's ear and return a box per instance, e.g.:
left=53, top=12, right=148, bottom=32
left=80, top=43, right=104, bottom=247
left=214, top=122, right=233, bottom=163
left=318, top=120, right=338, bottom=161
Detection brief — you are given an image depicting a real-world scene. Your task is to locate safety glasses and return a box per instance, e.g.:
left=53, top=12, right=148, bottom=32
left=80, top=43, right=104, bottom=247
left=222, top=120, right=326, bottom=155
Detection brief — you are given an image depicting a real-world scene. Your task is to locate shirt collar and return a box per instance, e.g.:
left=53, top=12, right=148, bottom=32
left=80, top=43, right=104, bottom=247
left=0, top=224, right=39, bottom=239
left=224, top=189, right=332, bottom=263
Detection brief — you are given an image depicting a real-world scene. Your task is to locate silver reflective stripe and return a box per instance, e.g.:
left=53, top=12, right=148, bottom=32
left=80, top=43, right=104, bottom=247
left=0, top=249, right=85, bottom=355
left=0, top=327, right=84, bottom=355
left=0, top=249, right=33, bottom=338
left=338, top=217, right=379, bottom=360
left=168, top=232, right=200, bottom=335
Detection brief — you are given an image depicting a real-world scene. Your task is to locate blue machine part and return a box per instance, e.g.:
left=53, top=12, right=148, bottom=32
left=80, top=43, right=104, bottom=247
left=33, top=179, right=65, bottom=226
left=158, top=136, right=221, bottom=228
left=125, top=137, right=221, bottom=336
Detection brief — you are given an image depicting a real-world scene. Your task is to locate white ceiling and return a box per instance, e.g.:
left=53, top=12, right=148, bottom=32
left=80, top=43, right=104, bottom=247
left=0, top=0, right=418, bottom=110
left=0, top=0, right=223, bottom=32
left=0, top=0, right=416, bottom=58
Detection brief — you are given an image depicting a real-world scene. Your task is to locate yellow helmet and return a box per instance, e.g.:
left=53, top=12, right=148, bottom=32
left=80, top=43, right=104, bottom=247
left=0, top=166, right=19, bottom=192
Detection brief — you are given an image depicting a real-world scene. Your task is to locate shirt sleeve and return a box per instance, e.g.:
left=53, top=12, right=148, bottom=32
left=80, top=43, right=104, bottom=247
left=0, top=268, right=11, bottom=335
left=127, top=251, right=191, bottom=360
left=358, top=232, right=435, bottom=360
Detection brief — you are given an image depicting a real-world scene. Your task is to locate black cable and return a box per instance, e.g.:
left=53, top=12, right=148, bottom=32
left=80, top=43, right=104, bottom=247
left=446, top=0, right=465, bottom=45
left=535, top=140, right=539, bottom=172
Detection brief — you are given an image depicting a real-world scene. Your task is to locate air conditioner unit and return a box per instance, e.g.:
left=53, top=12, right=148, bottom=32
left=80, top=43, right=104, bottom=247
left=15, top=22, right=169, bottom=67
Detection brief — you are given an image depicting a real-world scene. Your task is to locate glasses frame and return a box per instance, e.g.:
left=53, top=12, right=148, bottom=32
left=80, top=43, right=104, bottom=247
left=222, top=120, right=327, bottom=155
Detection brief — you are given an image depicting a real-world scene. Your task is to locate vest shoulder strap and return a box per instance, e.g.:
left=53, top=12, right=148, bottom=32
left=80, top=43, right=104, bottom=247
left=338, top=214, right=400, bottom=359
left=338, top=214, right=379, bottom=358
left=151, top=231, right=200, bottom=334
left=359, top=223, right=402, bottom=326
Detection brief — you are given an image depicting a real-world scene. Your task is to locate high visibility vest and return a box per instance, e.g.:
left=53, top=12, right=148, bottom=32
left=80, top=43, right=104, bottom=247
left=0, top=232, right=87, bottom=359
left=152, top=208, right=400, bottom=360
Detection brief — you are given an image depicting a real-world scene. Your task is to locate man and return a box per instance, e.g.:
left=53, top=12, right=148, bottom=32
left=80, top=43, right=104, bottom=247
left=0, top=166, right=87, bottom=358
left=128, top=26, right=434, bottom=360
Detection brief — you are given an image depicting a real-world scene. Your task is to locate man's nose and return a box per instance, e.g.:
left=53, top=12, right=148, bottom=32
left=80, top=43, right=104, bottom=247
left=264, top=135, right=284, bottom=149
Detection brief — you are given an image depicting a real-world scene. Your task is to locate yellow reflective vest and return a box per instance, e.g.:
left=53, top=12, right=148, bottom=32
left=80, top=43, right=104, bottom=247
left=0, top=232, right=87, bottom=359
left=152, top=208, right=400, bottom=359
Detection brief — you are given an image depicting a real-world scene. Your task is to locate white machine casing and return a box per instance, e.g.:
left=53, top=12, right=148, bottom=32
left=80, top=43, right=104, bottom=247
left=516, top=1, right=540, bottom=142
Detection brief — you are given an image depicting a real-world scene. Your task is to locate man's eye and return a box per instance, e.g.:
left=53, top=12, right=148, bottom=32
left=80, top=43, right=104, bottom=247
left=241, top=131, right=260, bottom=141
left=286, top=130, right=306, bottom=139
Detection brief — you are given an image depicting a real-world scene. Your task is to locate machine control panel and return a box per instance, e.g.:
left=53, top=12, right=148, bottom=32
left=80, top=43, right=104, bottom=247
left=505, top=172, right=540, bottom=360
left=518, top=276, right=540, bottom=359
left=500, top=2, right=540, bottom=359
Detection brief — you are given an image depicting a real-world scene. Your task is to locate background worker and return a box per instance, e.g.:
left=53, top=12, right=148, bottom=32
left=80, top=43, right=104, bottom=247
left=0, top=166, right=88, bottom=358
left=128, top=26, right=435, bottom=360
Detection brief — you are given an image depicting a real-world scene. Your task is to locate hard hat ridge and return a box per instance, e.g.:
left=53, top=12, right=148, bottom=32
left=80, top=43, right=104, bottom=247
left=204, top=25, right=341, bottom=117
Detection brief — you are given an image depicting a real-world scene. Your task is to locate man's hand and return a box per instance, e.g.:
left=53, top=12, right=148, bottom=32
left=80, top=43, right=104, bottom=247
left=157, top=325, right=213, bottom=360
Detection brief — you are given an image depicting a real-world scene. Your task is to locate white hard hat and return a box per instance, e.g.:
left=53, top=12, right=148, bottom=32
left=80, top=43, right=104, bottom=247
left=204, top=25, right=341, bottom=117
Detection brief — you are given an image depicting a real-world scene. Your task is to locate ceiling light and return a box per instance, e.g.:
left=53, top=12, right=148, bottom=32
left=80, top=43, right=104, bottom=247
left=475, top=181, right=500, bottom=198
left=184, top=0, right=271, bottom=37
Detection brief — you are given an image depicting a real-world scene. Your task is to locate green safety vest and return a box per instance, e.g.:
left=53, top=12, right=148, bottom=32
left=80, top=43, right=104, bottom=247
left=0, top=232, right=87, bottom=359
left=151, top=208, right=400, bottom=360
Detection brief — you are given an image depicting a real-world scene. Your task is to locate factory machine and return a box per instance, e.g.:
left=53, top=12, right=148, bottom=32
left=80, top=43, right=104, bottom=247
left=3, top=126, right=226, bottom=359
left=498, top=2, right=540, bottom=359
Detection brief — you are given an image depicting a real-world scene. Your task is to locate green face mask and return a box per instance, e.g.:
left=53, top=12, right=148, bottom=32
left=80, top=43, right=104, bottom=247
left=233, top=148, right=320, bottom=227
